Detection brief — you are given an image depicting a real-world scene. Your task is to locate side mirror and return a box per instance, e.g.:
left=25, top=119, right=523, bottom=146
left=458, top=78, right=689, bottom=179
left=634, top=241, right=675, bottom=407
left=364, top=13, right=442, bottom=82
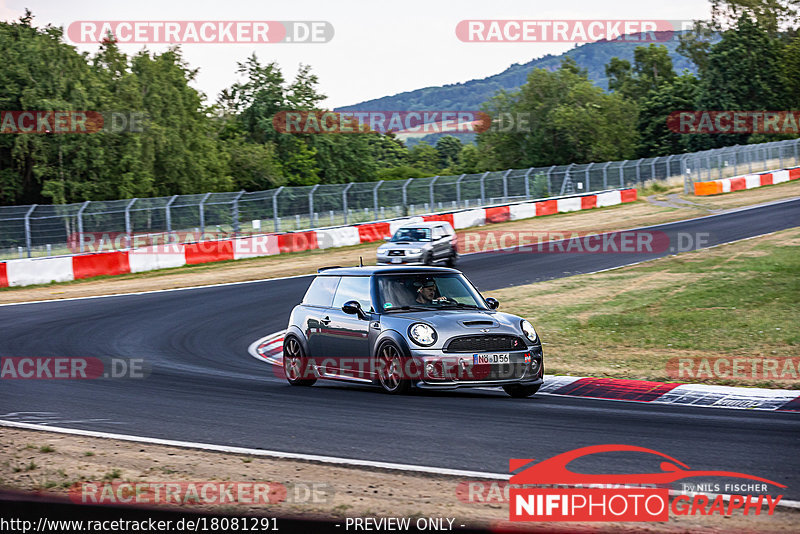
left=385, top=236, right=392, bottom=241
left=342, top=300, right=369, bottom=320
left=485, top=297, right=499, bottom=310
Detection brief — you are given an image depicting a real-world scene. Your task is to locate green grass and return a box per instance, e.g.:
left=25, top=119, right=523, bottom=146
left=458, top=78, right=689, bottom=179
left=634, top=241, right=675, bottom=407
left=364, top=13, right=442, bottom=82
left=496, top=228, right=800, bottom=387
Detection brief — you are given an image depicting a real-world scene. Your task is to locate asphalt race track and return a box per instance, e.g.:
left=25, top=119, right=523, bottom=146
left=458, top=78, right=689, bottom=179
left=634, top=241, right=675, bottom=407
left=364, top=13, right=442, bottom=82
left=1, top=198, right=799, bottom=497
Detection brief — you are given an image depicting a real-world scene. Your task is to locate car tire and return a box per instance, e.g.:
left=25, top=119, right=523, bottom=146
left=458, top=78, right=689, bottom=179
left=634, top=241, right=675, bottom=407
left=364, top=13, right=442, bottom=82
left=422, top=251, right=433, bottom=266
left=445, top=250, right=458, bottom=267
left=502, top=384, right=540, bottom=398
left=374, top=341, right=411, bottom=394
left=283, top=336, right=317, bottom=386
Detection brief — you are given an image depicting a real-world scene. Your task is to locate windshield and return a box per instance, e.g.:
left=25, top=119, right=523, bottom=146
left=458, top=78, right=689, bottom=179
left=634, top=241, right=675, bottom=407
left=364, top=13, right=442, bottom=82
left=390, top=227, right=431, bottom=242
left=377, top=273, right=488, bottom=311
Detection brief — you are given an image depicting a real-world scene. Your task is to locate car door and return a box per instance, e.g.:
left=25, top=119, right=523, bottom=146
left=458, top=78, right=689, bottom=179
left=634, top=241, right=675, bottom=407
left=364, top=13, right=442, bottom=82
left=432, top=225, right=448, bottom=259
left=300, top=276, right=340, bottom=360
left=323, top=276, right=372, bottom=376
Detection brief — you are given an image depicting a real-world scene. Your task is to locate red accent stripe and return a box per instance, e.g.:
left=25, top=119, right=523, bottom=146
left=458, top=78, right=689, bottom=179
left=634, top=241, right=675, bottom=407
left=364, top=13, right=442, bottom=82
left=580, top=195, right=597, bottom=209
left=552, top=377, right=682, bottom=402
left=0, top=262, right=7, bottom=287
left=72, top=251, right=130, bottom=279
left=620, top=189, right=638, bottom=203
left=729, top=177, right=746, bottom=191
left=789, top=167, right=800, bottom=180
left=485, top=206, right=510, bottom=223
left=760, top=173, right=773, bottom=186
left=357, top=222, right=391, bottom=243
left=422, top=213, right=455, bottom=226
left=535, top=200, right=557, bottom=216
left=185, top=240, right=234, bottom=265
left=278, top=231, right=318, bottom=253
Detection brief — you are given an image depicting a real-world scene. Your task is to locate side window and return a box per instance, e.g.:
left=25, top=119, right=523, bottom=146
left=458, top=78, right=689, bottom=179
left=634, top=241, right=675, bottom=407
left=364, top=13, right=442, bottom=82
left=433, top=226, right=445, bottom=239
left=332, top=276, right=373, bottom=312
left=302, top=276, right=339, bottom=307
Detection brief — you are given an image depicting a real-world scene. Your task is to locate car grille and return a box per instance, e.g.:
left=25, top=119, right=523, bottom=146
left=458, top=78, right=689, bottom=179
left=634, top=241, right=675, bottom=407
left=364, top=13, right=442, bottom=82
left=388, top=250, right=405, bottom=256
left=444, top=335, right=526, bottom=353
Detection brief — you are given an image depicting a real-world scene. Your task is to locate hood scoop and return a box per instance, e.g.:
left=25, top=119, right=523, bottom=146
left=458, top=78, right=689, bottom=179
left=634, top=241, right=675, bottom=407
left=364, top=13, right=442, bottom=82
left=460, top=320, right=497, bottom=328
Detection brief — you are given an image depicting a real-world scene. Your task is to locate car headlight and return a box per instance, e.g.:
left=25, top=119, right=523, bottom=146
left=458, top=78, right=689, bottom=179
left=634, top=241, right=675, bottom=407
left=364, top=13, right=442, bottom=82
left=521, top=320, right=538, bottom=343
left=406, top=248, right=421, bottom=255
left=409, top=323, right=437, bottom=346
left=377, top=246, right=387, bottom=253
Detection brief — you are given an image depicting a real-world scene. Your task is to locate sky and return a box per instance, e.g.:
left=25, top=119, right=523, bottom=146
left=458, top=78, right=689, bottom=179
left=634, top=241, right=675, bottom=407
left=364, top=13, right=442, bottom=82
left=2, top=0, right=713, bottom=109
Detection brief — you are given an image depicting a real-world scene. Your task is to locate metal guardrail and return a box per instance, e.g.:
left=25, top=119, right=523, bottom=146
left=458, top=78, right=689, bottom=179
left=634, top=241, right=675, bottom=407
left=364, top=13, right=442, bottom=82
left=0, top=138, right=798, bottom=259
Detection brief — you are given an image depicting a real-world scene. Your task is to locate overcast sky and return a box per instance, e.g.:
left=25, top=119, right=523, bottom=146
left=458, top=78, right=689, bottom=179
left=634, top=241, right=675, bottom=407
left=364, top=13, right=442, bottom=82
left=3, top=0, right=712, bottom=108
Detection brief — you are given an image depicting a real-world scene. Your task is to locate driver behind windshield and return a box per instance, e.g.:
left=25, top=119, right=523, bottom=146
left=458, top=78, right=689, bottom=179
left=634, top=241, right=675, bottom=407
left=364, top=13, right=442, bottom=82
left=415, top=278, right=444, bottom=304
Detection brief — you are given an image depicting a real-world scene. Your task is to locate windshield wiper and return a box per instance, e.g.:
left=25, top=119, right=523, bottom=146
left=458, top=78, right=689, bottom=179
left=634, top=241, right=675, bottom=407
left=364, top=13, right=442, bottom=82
left=436, top=302, right=482, bottom=309
left=384, top=305, right=432, bottom=313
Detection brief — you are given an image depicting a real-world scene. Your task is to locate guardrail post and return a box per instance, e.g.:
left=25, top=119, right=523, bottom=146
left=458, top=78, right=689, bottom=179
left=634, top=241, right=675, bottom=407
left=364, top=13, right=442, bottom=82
left=502, top=169, right=512, bottom=200
left=76, top=201, right=89, bottom=253
left=601, top=162, right=611, bottom=189
left=479, top=172, right=489, bottom=204
left=373, top=180, right=384, bottom=219
left=546, top=165, right=555, bottom=196
left=308, top=185, right=320, bottom=229
left=342, top=183, right=354, bottom=224
left=198, top=193, right=210, bottom=236
left=231, top=190, right=245, bottom=235
left=273, top=186, right=284, bottom=232
left=584, top=162, right=594, bottom=191
left=429, top=176, right=439, bottom=209
left=125, top=198, right=137, bottom=247
left=455, top=174, right=466, bottom=203
left=24, top=204, right=37, bottom=258
left=523, top=168, right=533, bottom=198
left=165, top=195, right=178, bottom=237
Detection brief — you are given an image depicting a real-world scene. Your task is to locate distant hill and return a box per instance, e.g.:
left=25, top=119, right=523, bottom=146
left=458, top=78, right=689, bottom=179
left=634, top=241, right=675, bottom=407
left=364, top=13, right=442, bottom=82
left=336, top=34, right=699, bottom=117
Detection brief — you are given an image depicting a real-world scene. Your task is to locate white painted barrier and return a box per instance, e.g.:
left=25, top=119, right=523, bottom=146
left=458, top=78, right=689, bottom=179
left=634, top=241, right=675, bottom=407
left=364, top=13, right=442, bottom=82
left=6, top=257, right=74, bottom=286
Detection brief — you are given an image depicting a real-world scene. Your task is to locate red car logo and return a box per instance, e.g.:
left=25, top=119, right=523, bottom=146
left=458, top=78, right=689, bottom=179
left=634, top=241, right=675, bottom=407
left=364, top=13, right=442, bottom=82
left=510, top=444, right=786, bottom=487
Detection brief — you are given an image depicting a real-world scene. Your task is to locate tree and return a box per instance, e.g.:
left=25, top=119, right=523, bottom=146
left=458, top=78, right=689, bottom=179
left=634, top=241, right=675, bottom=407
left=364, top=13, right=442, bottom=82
left=435, top=136, right=463, bottom=169
left=636, top=73, right=700, bottom=156
left=408, top=143, right=440, bottom=173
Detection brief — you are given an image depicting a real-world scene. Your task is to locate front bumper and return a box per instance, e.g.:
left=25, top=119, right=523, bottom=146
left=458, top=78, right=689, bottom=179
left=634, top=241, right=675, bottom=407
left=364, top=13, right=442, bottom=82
left=409, top=347, right=544, bottom=390
left=376, top=252, right=424, bottom=265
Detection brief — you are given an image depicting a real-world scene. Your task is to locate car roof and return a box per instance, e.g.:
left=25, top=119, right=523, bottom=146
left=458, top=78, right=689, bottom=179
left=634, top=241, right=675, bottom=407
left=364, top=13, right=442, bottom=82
left=316, top=265, right=460, bottom=276
left=395, top=221, right=451, bottom=230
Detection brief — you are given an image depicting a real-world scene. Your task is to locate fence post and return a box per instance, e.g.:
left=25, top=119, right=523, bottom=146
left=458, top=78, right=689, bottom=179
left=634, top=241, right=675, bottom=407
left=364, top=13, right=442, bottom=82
left=308, top=185, right=320, bottom=229
left=635, top=159, right=643, bottom=185
left=342, top=183, right=353, bottom=224
left=402, top=178, right=414, bottom=216
left=718, top=153, right=723, bottom=179
left=125, top=198, right=137, bottom=247
left=778, top=144, right=784, bottom=169
left=561, top=163, right=575, bottom=196
left=584, top=162, right=594, bottom=192
left=429, top=176, right=439, bottom=209
left=731, top=146, right=738, bottom=175
left=373, top=180, right=384, bottom=219
left=479, top=172, right=490, bottom=204
left=24, top=204, right=37, bottom=258
left=76, top=201, right=89, bottom=253
left=795, top=139, right=800, bottom=165
left=198, top=192, right=210, bottom=236
left=619, top=160, right=627, bottom=187
left=681, top=155, right=690, bottom=194
left=666, top=154, right=675, bottom=178
left=273, top=186, right=284, bottom=232
left=455, top=174, right=466, bottom=203
left=601, top=162, right=611, bottom=189
left=165, top=195, right=178, bottom=236
left=651, top=158, right=657, bottom=181
left=502, top=169, right=511, bottom=200
left=231, top=190, right=244, bottom=235
left=546, top=165, right=555, bottom=196
left=523, top=168, right=533, bottom=198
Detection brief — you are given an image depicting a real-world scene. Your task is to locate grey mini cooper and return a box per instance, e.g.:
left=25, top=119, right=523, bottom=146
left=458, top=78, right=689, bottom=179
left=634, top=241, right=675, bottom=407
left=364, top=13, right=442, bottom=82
left=282, top=266, right=543, bottom=397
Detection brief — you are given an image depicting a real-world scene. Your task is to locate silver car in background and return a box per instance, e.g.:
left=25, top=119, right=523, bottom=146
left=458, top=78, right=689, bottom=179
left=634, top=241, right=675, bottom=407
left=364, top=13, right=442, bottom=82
left=376, top=222, right=457, bottom=266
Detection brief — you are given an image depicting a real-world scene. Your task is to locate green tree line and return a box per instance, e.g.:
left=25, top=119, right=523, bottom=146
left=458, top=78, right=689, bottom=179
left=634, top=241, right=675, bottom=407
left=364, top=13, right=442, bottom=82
left=0, top=1, right=798, bottom=206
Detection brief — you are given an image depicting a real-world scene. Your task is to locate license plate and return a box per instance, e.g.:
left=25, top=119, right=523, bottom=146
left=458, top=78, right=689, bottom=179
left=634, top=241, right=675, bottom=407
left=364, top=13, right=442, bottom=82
left=391, top=257, right=402, bottom=263
left=473, top=353, right=510, bottom=365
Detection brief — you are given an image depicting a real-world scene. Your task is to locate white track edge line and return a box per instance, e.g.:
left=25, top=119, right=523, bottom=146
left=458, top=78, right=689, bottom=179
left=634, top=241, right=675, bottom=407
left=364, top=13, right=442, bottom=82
left=0, top=419, right=506, bottom=480
left=1, top=420, right=797, bottom=509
